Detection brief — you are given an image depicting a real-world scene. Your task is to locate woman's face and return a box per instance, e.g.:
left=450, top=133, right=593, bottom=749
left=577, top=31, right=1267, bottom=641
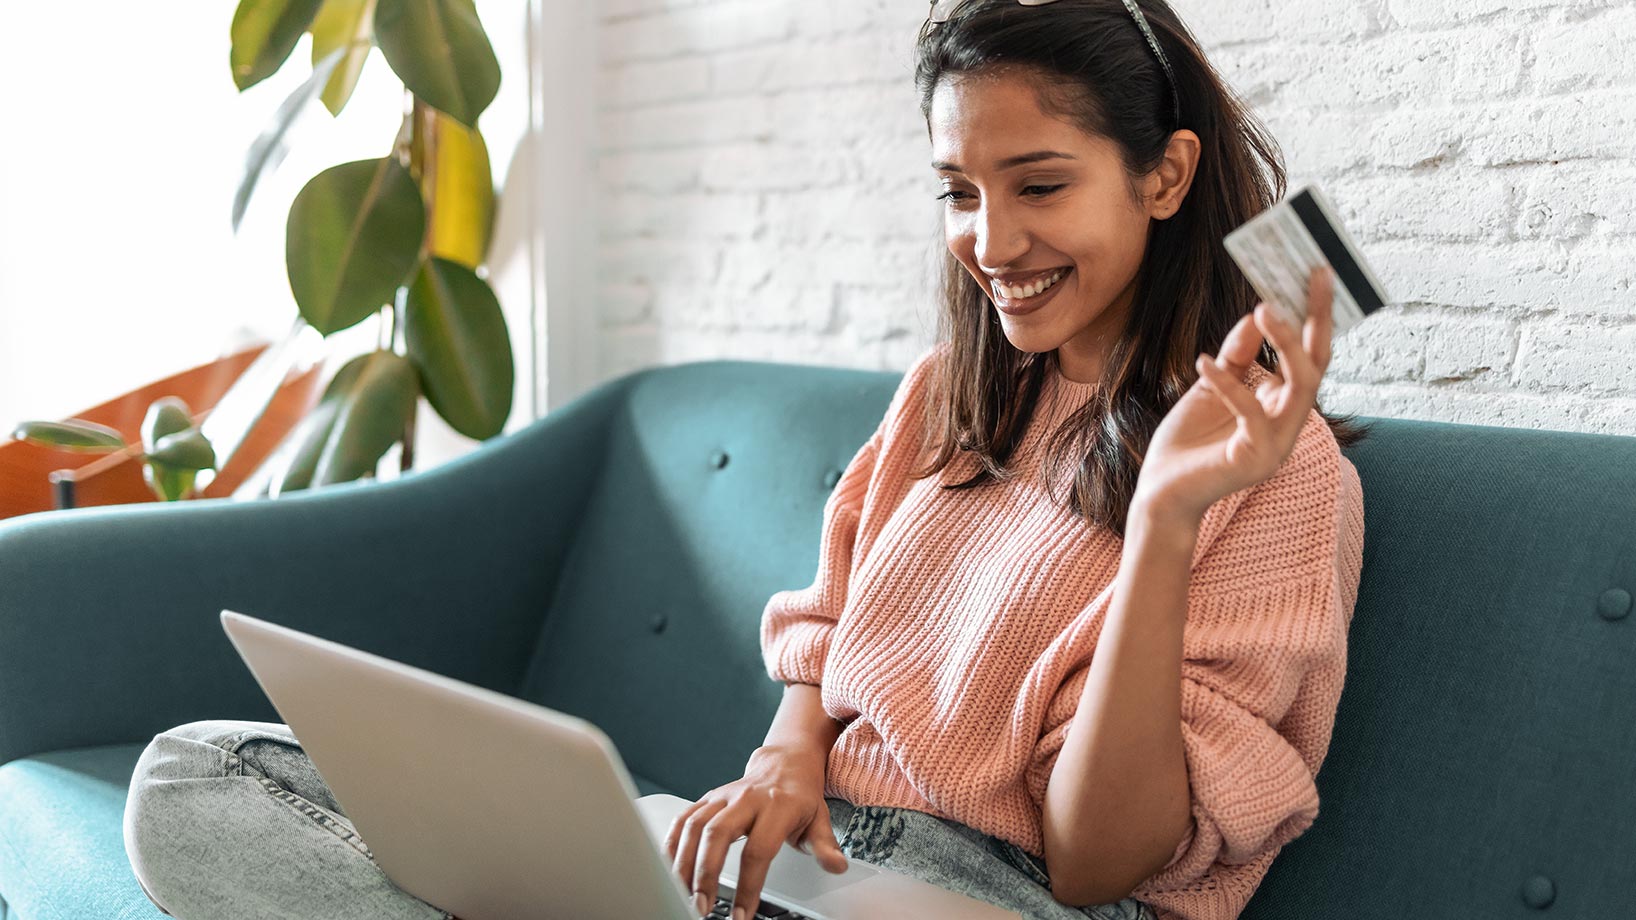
left=929, top=69, right=1197, bottom=384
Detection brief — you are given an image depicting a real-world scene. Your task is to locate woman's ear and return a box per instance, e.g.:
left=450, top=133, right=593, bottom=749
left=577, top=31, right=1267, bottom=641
left=1147, top=129, right=1201, bottom=219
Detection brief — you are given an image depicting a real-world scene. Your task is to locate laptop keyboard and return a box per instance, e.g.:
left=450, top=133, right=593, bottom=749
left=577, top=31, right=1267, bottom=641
left=704, top=894, right=817, bottom=920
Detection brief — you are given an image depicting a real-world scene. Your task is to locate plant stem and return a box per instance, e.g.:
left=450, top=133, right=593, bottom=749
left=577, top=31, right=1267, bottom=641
left=378, top=302, right=395, bottom=350
left=411, top=95, right=439, bottom=261
left=392, top=88, right=414, bottom=166
left=400, top=401, right=416, bottom=473
left=396, top=89, right=431, bottom=476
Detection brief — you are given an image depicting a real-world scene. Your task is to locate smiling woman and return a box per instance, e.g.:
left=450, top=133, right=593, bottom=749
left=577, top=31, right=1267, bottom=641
left=651, top=1, right=1377, bottom=918
left=703, top=4, right=1368, bottom=920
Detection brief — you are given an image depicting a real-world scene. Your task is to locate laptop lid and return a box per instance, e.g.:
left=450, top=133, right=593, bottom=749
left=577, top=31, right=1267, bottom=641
left=220, top=609, right=699, bottom=920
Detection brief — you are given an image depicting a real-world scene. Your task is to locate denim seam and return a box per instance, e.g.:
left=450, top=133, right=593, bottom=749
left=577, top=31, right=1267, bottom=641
left=219, top=732, right=376, bottom=861
left=197, top=728, right=452, bottom=916
left=220, top=727, right=298, bottom=758
left=251, top=777, right=375, bottom=860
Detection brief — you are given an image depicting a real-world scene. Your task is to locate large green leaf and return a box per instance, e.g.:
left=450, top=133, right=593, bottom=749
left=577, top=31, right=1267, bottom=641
left=374, top=0, right=500, bottom=128
left=233, top=47, right=345, bottom=233
left=286, top=156, right=426, bottom=336
left=140, top=397, right=195, bottom=454
left=422, top=110, right=493, bottom=268
left=139, top=397, right=215, bottom=501
left=147, top=429, right=218, bottom=473
left=144, top=464, right=197, bottom=502
left=230, top=0, right=327, bottom=91
left=310, top=0, right=377, bottom=115
left=11, top=419, right=126, bottom=452
left=279, top=349, right=419, bottom=491
left=403, top=258, right=513, bottom=440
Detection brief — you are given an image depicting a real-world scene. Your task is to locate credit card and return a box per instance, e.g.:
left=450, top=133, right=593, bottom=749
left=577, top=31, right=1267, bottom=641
left=1223, top=182, right=1391, bottom=338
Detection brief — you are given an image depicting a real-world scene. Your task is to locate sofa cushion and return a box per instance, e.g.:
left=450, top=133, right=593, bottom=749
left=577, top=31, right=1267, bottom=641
left=0, top=743, right=167, bottom=920
left=0, top=742, right=679, bottom=920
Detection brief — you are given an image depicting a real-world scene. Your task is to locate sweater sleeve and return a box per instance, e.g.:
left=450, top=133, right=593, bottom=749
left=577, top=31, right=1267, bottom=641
left=758, top=342, right=946, bottom=687
left=1135, top=409, right=1366, bottom=889
left=758, top=426, right=883, bottom=687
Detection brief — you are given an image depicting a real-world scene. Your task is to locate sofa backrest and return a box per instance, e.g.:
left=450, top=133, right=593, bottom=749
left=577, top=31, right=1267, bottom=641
left=1247, top=415, right=1636, bottom=918
left=520, top=359, right=1636, bottom=917
left=515, top=359, right=899, bottom=799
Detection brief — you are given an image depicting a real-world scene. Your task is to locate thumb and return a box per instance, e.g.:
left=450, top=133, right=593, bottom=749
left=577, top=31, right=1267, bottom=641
left=802, top=806, right=849, bottom=874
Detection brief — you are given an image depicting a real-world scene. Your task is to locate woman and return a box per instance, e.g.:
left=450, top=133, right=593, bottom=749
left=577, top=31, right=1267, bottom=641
left=123, top=2, right=1367, bottom=919
left=667, top=2, right=1366, bottom=920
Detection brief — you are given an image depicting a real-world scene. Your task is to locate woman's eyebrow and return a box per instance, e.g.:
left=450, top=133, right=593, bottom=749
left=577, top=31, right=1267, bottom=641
left=931, top=150, right=1078, bottom=173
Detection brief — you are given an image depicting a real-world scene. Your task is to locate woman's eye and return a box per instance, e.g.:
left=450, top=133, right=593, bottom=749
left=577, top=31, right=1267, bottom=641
left=934, top=185, right=1065, bottom=203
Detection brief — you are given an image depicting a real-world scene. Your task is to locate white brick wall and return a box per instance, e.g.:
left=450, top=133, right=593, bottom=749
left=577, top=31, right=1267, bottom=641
left=590, top=0, right=1636, bottom=434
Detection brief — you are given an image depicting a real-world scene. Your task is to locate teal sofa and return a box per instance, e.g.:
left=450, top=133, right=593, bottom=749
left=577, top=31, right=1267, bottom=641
left=0, top=359, right=1630, bottom=919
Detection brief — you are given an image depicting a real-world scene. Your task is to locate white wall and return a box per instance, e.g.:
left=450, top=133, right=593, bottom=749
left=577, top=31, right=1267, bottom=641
left=0, top=1, right=538, bottom=474
left=589, top=0, right=1636, bottom=435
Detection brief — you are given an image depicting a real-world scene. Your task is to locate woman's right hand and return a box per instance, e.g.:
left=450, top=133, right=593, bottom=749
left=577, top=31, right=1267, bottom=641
left=662, top=743, right=849, bottom=919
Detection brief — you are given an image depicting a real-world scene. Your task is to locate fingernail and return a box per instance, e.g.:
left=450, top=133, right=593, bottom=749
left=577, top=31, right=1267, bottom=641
left=694, top=892, right=710, bottom=916
left=733, top=907, right=749, bottom=920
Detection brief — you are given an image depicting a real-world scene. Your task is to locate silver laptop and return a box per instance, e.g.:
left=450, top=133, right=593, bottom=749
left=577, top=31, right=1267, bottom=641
left=220, top=610, right=1022, bottom=920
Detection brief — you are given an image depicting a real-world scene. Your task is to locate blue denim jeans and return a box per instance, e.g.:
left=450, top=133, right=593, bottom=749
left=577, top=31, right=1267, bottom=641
left=124, top=720, right=453, bottom=920
left=124, top=719, right=1154, bottom=920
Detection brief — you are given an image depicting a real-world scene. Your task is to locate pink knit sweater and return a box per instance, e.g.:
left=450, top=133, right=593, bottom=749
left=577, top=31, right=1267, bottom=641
left=760, top=342, right=1365, bottom=920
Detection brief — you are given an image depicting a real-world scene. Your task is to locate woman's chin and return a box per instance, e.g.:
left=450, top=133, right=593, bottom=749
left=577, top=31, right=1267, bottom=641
left=994, top=297, right=1065, bottom=339
left=996, top=324, right=1062, bottom=355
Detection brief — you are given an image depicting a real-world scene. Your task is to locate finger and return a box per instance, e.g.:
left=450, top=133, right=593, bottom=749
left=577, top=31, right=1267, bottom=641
left=800, top=803, right=849, bottom=874
left=693, top=802, right=754, bottom=917
left=729, top=815, right=795, bottom=920
left=665, top=799, right=708, bottom=863
left=1253, top=304, right=1314, bottom=411
left=1196, top=353, right=1271, bottom=437
left=1304, top=265, right=1336, bottom=372
left=673, top=798, right=728, bottom=895
left=1214, top=308, right=1265, bottom=373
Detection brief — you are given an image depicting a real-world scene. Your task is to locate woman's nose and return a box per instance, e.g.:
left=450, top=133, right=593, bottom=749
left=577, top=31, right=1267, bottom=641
left=973, top=203, right=1029, bottom=269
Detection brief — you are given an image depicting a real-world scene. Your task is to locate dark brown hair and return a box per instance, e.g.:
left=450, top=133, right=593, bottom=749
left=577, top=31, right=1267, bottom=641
left=909, top=0, right=1372, bottom=537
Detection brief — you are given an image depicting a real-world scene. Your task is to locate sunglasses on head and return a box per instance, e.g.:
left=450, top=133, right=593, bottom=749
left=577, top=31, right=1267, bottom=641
left=925, top=0, right=1182, bottom=128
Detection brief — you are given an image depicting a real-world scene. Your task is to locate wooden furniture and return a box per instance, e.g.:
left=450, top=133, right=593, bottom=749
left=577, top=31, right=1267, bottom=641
left=0, top=331, right=328, bottom=520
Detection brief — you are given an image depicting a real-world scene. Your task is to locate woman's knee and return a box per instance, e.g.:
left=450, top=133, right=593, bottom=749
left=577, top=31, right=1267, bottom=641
left=123, top=719, right=293, bottom=912
left=147, top=718, right=293, bottom=754
left=127, top=719, right=289, bottom=808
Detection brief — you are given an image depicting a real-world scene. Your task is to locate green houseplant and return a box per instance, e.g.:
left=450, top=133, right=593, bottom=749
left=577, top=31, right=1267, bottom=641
left=231, top=0, right=515, bottom=492
left=11, top=0, right=515, bottom=502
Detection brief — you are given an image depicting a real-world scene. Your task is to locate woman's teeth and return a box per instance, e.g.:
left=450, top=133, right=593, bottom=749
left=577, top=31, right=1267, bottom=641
left=995, top=269, right=1067, bottom=301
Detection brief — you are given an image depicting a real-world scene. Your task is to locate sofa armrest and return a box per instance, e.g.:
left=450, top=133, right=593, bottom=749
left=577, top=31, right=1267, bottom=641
left=0, top=380, right=625, bottom=766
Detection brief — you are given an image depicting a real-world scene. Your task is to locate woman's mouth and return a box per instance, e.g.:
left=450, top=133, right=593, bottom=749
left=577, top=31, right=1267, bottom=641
left=992, top=267, right=1071, bottom=316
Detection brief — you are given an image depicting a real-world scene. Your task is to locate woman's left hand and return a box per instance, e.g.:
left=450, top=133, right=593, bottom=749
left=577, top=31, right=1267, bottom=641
left=1133, top=265, right=1336, bottom=526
